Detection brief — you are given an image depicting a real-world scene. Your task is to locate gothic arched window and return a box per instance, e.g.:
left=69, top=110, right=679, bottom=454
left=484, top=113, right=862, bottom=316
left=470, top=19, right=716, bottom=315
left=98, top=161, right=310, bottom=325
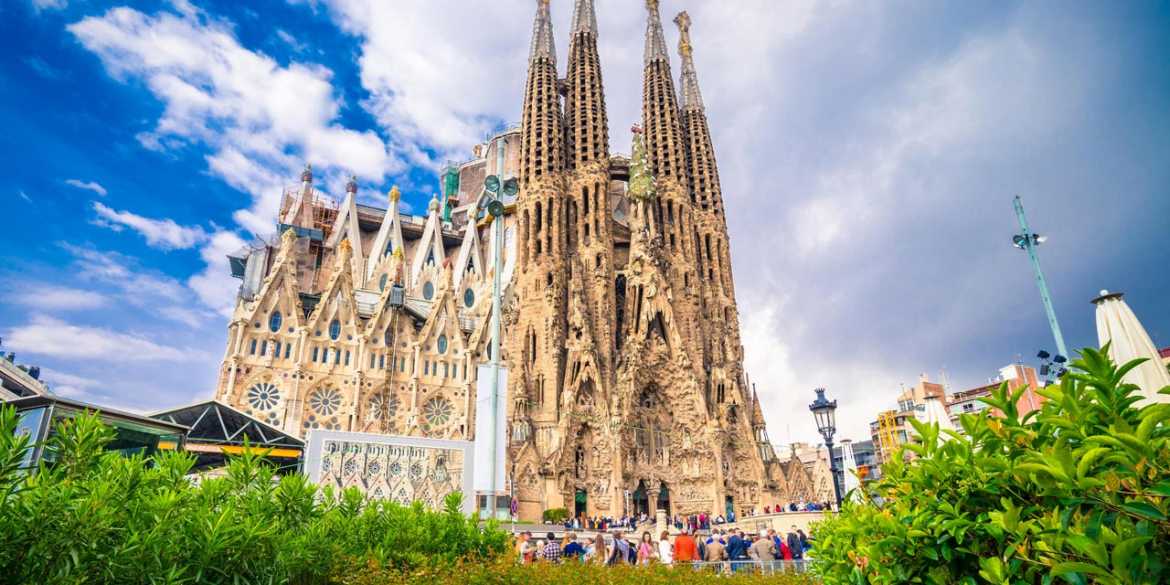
left=328, top=319, right=341, bottom=341
left=268, top=311, right=282, bottom=333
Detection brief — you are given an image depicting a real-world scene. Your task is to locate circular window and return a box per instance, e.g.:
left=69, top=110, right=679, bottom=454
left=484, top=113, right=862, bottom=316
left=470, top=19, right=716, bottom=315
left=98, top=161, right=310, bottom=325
left=329, top=319, right=341, bottom=341
left=309, top=388, right=342, bottom=416
left=367, top=393, right=398, bottom=422
left=437, top=334, right=448, bottom=354
left=247, top=383, right=280, bottom=410
left=422, top=281, right=435, bottom=300
left=463, top=288, right=475, bottom=308
left=268, top=311, right=282, bottom=333
left=379, top=274, right=388, bottom=291
left=423, top=397, right=453, bottom=428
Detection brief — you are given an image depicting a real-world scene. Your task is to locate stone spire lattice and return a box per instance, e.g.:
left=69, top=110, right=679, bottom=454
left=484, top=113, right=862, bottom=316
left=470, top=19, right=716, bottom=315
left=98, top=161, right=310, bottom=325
left=566, top=0, right=609, bottom=168
left=674, top=11, right=704, bottom=111
left=520, top=0, right=565, bottom=185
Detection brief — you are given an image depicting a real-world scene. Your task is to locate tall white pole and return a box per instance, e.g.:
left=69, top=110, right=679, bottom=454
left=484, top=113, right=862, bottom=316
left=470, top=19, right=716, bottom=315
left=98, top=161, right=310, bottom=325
left=487, top=137, right=506, bottom=519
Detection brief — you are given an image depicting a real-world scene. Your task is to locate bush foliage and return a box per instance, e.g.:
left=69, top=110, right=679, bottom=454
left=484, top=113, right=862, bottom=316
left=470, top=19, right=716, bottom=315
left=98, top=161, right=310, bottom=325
left=542, top=507, right=569, bottom=523
left=812, top=348, right=1170, bottom=584
left=0, top=407, right=507, bottom=585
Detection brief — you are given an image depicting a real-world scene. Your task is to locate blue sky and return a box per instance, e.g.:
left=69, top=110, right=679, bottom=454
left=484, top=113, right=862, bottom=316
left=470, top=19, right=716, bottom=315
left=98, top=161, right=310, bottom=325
left=1, top=0, right=1168, bottom=443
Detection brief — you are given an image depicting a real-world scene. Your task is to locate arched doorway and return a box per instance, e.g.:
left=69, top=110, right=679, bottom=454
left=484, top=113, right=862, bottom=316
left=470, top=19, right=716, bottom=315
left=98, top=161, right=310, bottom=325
left=656, top=482, right=671, bottom=515
left=574, top=489, right=587, bottom=519
left=632, top=480, right=649, bottom=516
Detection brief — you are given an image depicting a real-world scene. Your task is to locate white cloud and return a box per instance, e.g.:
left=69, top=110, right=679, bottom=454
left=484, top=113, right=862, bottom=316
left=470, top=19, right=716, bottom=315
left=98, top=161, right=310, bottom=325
left=31, top=0, right=68, bottom=12
left=5, top=315, right=198, bottom=362
left=37, top=367, right=102, bottom=400
left=12, top=285, right=108, bottom=311
left=91, top=201, right=208, bottom=250
left=18, top=190, right=33, bottom=203
left=188, top=230, right=248, bottom=317
left=64, top=179, right=108, bottom=196
left=69, top=6, right=403, bottom=237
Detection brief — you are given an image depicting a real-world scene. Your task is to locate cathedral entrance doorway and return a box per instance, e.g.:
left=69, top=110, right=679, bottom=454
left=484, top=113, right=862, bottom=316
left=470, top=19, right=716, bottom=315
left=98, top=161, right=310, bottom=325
left=632, top=481, right=649, bottom=516
left=725, top=495, right=734, bottom=520
left=574, top=489, right=587, bottom=519
left=656, top=482, right=671, bottom=515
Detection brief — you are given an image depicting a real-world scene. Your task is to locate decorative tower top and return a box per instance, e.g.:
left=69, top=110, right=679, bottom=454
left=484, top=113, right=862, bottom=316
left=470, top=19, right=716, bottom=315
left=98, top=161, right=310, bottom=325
left=570, top=0, right=597, bottom=36
left=345, top=175, right=358, bottom=194
left=628, top=128, right=656, bottom=202
left=674, top=11, right=704, bottom=111
left=529, top=0, right=556, bottom=68
left=301, top=163, right=313, bottom=184
left=644, top=0, right=669, bottom=65
left=428, top=194, right=441, bottom=214
left=388, top=185, right=400, bottom=203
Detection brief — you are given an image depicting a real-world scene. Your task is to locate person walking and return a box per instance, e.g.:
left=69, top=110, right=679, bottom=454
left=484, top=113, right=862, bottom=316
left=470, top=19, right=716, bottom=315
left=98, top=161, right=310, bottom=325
left=657, top=531, right=674, bottom=565
left=607, top=531, right=630, bottom=566
left=585, top=535, right=613, bottom=561
left=786, top=526, right=804, bottom=571
left=673, top=527, right=699, bottom=564
left=539, top=532, right=562, bottom=563
left=750, top=532, right=775, bottom=572
left=726, top=530, right=750, bottom=573
left=518, top=531, right=535, bottom=564
left=563, top=533, right=585, bottom=561
left=637, top=531, right=657, bottom=565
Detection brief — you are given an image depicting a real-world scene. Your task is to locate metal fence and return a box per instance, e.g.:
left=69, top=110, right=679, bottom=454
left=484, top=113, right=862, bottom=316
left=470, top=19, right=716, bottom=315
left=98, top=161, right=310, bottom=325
left=685, top=560, right=811, bottom=575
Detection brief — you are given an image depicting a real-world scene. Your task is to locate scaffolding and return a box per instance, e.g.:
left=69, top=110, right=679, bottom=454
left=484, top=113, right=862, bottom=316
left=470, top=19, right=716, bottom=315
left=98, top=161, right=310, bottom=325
left=874, top=410, right=900, bottom=463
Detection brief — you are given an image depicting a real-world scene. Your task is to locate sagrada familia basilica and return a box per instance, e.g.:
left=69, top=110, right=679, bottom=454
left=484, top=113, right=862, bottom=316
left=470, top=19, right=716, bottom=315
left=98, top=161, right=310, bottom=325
left=215, top=0, right=826, bottom=519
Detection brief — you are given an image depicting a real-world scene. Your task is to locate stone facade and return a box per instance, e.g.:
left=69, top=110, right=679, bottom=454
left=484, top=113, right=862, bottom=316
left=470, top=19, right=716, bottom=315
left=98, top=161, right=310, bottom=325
left=214, top=0, right=804, bottom=520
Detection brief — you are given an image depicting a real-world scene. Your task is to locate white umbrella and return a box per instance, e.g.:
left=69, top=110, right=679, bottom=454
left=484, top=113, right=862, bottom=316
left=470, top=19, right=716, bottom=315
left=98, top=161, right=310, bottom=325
left=1093, top=290, right=1170, bottom=403
left=918, top=394, right=957, bottom=435
left=839, top=439, right=860, bottom=501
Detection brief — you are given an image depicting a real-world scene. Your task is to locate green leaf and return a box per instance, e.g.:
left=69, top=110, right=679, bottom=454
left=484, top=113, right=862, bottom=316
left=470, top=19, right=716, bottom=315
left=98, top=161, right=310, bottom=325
left=1120, top=501, right=1166, bottom=521
left=1051, top=562, right=1109, bottom=578
left=1111, top=536, right=1151, bottom=573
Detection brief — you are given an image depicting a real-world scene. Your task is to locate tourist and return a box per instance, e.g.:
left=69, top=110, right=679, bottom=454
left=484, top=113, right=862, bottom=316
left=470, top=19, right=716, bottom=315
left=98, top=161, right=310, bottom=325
left=539, top=532, right=561, bottom=562
left=673, top=527, right=699, bottom=564
left=797, top=528, right=810, bottom=553
left=786, top=526, right=804, bottom=569
left=635, top=531, right=655, bottom=565
left=585, top=534, right=607, bottom=564
left=750, top=531, right=775, bottom=570
left=656, top=530, right=673, bottom=565
left=714, top=514, right=725, bottom=525
left=518, top=531, right=536, bottom=564
left=563, top=532, right=585, bottom=561
left=607, top=531, right=630, bottom=565
left=726, top=529, right=749, bottom=572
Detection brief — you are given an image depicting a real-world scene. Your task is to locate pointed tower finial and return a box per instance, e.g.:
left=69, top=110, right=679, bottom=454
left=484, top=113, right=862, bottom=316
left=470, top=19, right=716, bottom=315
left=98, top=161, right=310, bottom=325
left=674, top=11, right=704, bottom=110
left=644, top=0, right=669, bottom=65
left=570, top=0, right=597, bottom=36
left=301, top=163, right=313, bottom=184
left=529, top=0, right=557, bottom=68
left=345, top=175, right=358, bottom=194
left=388, top=185, right=400, bottom=203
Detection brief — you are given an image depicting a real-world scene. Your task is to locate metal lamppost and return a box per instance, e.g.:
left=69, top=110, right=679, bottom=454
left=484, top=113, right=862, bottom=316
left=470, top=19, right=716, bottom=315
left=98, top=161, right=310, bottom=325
left=809, top=387, right=843, bottom=509
left=1012, top=195, right=1068, bottom=363
left=482, top=143, right=518, bottom=521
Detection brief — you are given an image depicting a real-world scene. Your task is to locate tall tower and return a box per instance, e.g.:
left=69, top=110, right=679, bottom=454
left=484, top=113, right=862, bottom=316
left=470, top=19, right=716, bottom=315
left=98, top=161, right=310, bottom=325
left=676, top=10, right=745, bottom=404
left=509, top=0, right=571, bottom=498
left=639, top=0, right=702, bottom=359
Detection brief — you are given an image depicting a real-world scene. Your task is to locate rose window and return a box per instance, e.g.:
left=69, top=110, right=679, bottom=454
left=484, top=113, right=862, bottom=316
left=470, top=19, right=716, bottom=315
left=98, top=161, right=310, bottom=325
left=367, top=394, right=398, bottom=422
left=247, top=383, right=280, bottom=411
left=422, top=397, right=453, bottom=428
left=342, top=459, right=358, bottom=476
left=309, top=388, right=342, bottom=416
left=390, top=462, right=403, bottom=476
left=367, top=461, right=382, bottom=475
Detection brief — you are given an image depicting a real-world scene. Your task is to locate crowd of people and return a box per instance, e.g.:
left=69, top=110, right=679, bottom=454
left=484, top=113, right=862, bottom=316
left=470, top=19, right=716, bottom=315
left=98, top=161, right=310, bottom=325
left=515, top=525, right=813, bottom=572
left=562, top=502, right=830, bottom=533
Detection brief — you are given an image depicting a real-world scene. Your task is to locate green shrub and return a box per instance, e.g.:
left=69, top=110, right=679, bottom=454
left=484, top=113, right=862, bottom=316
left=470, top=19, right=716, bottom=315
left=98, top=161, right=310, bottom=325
left=0, top=407, right=509, bottom=585
left=812, top=348, right=1170, bottom=584
left=340, top=556, right=818, bottom=584
left=542, top=507, right=569, bottom=523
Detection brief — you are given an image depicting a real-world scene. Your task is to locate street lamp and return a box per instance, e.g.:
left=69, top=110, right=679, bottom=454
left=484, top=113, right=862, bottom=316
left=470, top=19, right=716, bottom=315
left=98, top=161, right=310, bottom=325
left=1012, top=196, right=1068, bottom=362
left=809, top=387, right=843, bottom=509
left=481, top=143, right=518, bottom=521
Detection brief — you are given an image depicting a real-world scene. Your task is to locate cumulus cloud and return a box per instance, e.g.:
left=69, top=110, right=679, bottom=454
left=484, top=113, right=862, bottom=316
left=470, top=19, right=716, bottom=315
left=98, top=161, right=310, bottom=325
left=64, top=178, right=107, bottom=196
left=5, top=315, right=198, bottom=362
left=90, top=201, right=208, bottom=250
left=12, top=285, right=108, bottom=311
left=188, top=230, right=248, bottom=318
left=68, top=5, right=403, bottom=236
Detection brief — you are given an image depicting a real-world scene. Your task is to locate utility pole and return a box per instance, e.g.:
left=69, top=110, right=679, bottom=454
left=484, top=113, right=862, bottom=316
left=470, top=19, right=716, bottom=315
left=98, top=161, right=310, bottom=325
left=1012, top=196, right=1068, bottom=360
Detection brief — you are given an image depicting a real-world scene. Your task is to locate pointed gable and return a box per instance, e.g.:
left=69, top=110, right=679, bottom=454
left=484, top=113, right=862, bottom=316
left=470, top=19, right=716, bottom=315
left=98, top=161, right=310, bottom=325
left=366, top=186, right=407, bottom=283
left=452, top=207, right=485, bottom=290
left=325, top=180, right=366, bottom=287
left=306, top=239, right=361, bottom=343
left=410, top=196, right=447, bottom=288
left=245, top=228, right=305, bottom=327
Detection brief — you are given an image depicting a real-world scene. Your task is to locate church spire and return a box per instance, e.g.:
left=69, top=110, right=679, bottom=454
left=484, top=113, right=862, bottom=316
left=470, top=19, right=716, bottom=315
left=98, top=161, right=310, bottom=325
left=566, top=0, right=609, bottom=169
left=520, top=0, right=565, bottom=186
left=641, top=0, right=687, bottom=187
left=674, top=11, right=703, bottom=111
left=528, top=0, right=556, bottom=68
left=675, top=11, right=722, bottom=213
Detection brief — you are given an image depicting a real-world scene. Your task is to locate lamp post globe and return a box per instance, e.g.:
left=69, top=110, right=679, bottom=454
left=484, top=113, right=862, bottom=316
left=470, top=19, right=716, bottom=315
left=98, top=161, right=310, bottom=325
left=809, top=387, right=844, bottom=509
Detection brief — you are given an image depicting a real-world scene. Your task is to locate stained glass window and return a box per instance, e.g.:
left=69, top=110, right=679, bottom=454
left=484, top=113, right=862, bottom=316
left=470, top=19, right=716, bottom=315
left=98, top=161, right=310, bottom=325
left=463, top=288, right=475, bottom=308
left=423, top=397, right=453, bottom=428
left=437, top=334, right=448, bottom=354
left=379, top=273, right=388, bottom=291
left=247, top=383, right=280, bottom=410
left=329, top=319, right=341, bottom=340
left=423, top=281, right=435, bottom=300
left=309, top=388, right=342, bottom=416
left=269, top=311, right=282, bottom=333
